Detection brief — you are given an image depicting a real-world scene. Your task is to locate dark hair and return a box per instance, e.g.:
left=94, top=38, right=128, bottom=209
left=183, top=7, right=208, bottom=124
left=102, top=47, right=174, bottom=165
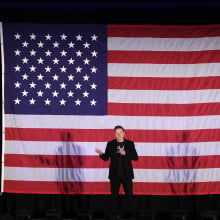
left=114, top=125, right=124, bottom=131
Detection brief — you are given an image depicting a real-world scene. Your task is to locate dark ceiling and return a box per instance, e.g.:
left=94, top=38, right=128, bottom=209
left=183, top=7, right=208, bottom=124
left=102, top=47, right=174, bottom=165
left=1, top=1, right=220, bottom=24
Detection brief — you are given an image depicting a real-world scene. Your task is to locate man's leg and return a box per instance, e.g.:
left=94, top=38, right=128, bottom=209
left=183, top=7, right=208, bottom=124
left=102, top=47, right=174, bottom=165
left=122, top=178, right=135, bottom=217
left=109, top=178, right=121, bottom=217
left=122, top=178, right=132, bottom=195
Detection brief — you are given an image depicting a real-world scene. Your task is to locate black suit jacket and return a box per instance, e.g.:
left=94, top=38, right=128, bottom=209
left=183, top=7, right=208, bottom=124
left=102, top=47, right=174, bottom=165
left=99, top=139, right=138, bottom=180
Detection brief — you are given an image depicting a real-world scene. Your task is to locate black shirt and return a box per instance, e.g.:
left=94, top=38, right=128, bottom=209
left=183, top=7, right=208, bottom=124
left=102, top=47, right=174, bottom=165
left=116, top=141, right=125, bottom=177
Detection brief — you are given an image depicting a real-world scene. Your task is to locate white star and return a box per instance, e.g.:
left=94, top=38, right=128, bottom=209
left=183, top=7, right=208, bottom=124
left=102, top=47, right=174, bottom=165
left=53, top=58, right=59, bottom=64
left=83, top=42, right=90, bottom=48
left=82, top=91, right=89, bottom=97
left=91, top=50, right=98, bottom=57
left=14, top=49, right=21, bottom=56
left=67, top=90, right=74, bottom=97
left=45, top=66, right=51, bottom=72
left=29, top=82, right=36, bottom=88
left=30, top=49, right=36, bottom=56
left=37, top=57, right=44, bottom=64
left=91, top=34, right=98, bottom=41
left=90, top=99, right=97, bottom=106
left=60, top=82, right=67, bottom=89
left=59, top=99, right=66, bottom=105
left=68, top=42, right=75, bottom=48
left=75, top=99, right=82, bottom=105
left=45, top=82, right=51, bottom=89
left=22, top=57, right=29, bottom=64
left=29, top=65, right=36, bottom=72
left=14, top=98, right=21, bottom=104
left=30, top=33, right=36, bottom=40
left=37, top=74, right=44, bottom=80
left=83, top=74, right=89, bottom=81
left=68, top=58, right=75, bottom=64
left=76, top=50, right=82, bottom=57
left=83, top=58, right=90, bottom=65
left=14, top=81, right=21, bottom=88
left=52, top=74, right=59, bottom=81
left=60, top=33, right=67, bottom=40
left=45, top=34, right=52, bottom=40
left=22, top=90, right=28, bottom=96
left=75, top=82, right=82, bottom=89
left=22, top=73, right=29, bottom=80
left=52, top=90, right=59, bottom=97
left=14, top=65, right=21, bottom=72
left=60, top=50, right=67, bottom=56
left=45, top=50, right=52, bottom=56
left=14, top=33, right=21, bottom=40
left=53, top=41, right=59, bottom=48
left=22, top=41, right=29, bottom=47
left=60, top=66, right=67, bottom=73
left=38, top=41, right=44, bottom=48
left=29, top=98, right=36, bottom=105
left=90, top=83, right=97, bottom=89
left=76, top=34, right=82, bottom=41
left=91, top=66, right=97, bottom=73
left=67, top=74, right=75, bottom=81
left=37, top=90, right=44, bottom=97
left=44, top=98, right=51, bottom=105
left=75, top=66, right=82, bottom=73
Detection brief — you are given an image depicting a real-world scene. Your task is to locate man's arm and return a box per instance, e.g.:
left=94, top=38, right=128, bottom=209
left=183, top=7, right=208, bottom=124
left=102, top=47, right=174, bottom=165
left=95, top=142, right=110, bottom=161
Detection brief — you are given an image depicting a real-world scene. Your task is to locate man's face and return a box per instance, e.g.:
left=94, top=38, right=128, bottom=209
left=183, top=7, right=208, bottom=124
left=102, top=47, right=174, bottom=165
left=114, top=128, right=125, bottom=142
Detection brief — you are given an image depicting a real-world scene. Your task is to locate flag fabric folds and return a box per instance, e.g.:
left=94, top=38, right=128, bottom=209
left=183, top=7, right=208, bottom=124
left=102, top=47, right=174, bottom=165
left=1, top=23, right=220, bottom=195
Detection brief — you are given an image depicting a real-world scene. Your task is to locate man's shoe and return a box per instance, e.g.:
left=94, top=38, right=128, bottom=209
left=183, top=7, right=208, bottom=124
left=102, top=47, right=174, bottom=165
left=105, top=214, right=120, bottom=220
left=106, top=214, right=120, bottom=220
left=115, top=214, right=120, bottom=220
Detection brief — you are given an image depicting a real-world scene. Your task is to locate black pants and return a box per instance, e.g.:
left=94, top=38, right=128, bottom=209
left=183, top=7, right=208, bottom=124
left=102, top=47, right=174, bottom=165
left=109, top=177, right=133, bottom=215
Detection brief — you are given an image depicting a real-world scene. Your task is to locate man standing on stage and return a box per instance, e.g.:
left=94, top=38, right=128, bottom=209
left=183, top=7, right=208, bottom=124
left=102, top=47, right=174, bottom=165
left=95, top=125, right=138, bottom=219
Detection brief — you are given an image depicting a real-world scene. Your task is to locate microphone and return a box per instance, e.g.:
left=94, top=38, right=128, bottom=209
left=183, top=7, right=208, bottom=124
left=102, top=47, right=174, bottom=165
left=117, top=145, right=120, bottom=153
left=117, top=145, right=124, bottom=154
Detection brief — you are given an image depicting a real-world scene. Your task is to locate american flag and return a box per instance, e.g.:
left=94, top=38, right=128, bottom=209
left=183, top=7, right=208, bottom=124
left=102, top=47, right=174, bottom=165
left=1, top=23, right=220, bottom=195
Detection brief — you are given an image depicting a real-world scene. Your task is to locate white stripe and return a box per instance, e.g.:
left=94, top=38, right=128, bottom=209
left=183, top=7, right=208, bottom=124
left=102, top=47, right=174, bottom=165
left=108, top=63, right=220, bottom=78
left=5, top=114, right=220, bottom=130
left=4, top=167, right=220, bottom=183
left=136, top=142, right=220, bottom=157
left=5, top=141, right=220, bottom=157
left=109, top=89, right=220, bottom=104
left=108, top=37, right=220, bottom=51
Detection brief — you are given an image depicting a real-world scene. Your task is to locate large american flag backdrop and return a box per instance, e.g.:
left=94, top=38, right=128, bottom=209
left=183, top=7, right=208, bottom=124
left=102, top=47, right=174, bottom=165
left=1, top=23, right=220, bottom=195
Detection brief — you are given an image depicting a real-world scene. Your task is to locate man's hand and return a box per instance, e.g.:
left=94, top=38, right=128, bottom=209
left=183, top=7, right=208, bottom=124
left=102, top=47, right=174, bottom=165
left=119, top=148, right=126, bottom=155
left=95, top=148, right=103, bottom=155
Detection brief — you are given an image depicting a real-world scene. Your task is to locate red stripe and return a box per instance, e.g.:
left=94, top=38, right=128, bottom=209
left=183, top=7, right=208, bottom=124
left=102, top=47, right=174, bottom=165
left=108, top=24, right=220, bottom=38
left=108, top=103, right=220, bottom=116
left=134, top=155, right=220, bottom=169
left=5, top=128, right=220, bottom=143
left=108, top=50, right=220, bottom=64
left=4, top=180, right=220, bottom=195
left=134, top=182, right=220, bottom=195
left=5, top=154, right=220, bottom=169
left=4, top=155, right=108, bottom=168
left=108, top=76, right=220, bottom=90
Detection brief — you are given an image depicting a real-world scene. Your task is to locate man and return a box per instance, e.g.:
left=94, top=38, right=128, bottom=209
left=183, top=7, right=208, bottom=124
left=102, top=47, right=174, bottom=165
left=95, top=125, right=138, bottom=219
